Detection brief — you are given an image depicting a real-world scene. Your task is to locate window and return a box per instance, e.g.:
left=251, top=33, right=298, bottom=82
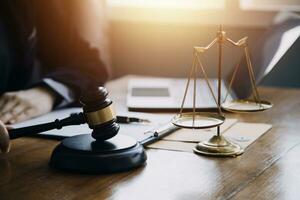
left=108, top=0, right=225, bottom=10
left=107, top=0, right=300, bottom=26
left=241, top=0, right=300, bottom=11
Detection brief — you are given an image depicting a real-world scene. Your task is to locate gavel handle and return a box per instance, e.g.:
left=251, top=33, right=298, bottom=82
left=9, top=113, right=86, bottom=139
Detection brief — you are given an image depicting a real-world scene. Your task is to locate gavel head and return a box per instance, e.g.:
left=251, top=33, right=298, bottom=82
left=80, top=87, right=120, bottom=141
left=0, top=121, right=10, bottom=153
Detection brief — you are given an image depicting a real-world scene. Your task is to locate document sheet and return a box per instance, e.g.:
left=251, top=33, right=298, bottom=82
left=148, top=122, right=272, bottom=152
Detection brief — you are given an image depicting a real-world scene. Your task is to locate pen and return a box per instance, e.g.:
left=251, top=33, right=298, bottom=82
left=116, top=116, right=151, bottom=124
left=140, top=122, right=180, bottom=146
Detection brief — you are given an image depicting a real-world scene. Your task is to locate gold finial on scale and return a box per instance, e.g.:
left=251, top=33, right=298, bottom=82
left=172, top=25, right=272, bottom=157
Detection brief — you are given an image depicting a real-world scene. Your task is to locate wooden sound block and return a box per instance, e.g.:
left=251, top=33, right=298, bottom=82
left=49, top=134, right=147, bottom=174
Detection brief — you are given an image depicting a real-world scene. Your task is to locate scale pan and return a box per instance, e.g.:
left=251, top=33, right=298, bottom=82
left=172, top=112, right=225, bottom=129
left=222, top=99, right=272, bottom=113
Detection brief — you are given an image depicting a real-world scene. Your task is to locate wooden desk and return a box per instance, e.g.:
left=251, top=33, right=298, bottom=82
left=1, top=76, right=300, bottom=200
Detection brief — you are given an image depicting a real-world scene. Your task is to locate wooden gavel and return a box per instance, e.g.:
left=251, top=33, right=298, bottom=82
left=0, top=87, right=120, bottom=153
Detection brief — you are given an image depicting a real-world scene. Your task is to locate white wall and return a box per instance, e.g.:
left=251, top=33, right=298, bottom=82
left=108, top=2, right=278, bottom=79
left=73, top=0, right=279, bottom=79
left=110, top=21, right=267, bottom=78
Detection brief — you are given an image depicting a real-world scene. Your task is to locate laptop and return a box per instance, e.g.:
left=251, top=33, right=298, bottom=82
left=127, top=18, right=300, bottom=111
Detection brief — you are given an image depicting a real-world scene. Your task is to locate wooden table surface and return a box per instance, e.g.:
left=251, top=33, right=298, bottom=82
left=1, top=76, right=300, bottom=200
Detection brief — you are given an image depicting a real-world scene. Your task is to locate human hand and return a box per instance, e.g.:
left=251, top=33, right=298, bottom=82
left=0, top=120, right=10, bottom=153
left=0, top=87, right=56, bottom=124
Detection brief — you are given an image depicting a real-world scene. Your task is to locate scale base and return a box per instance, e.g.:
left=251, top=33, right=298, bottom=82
left=49, top=134, right=147, bottom=174
left=194, top=135, right=244, bottom=157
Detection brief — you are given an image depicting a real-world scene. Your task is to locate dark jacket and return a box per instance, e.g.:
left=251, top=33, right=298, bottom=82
left=0, top=0, right=109, bottom=103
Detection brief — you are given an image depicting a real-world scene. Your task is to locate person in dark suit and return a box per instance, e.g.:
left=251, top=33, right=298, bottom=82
left=0, top=0, right=109, bottom=124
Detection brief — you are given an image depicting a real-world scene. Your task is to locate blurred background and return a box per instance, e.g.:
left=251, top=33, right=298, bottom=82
left=74, top=0, right=300, bottom=86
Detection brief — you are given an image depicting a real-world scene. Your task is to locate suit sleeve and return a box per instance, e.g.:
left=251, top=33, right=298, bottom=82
left=42, top=78, right=75, bottom=108
left=34, top=0, right=110, bottom=104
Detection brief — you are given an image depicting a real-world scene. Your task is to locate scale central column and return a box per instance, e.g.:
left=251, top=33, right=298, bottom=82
left=217, top=26, right=224, bottom=136
left=193, top=26, right=244, bottom=157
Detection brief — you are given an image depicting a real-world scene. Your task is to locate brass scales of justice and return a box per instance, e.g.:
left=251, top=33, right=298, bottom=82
left=171, top=25, right=273, bottom=157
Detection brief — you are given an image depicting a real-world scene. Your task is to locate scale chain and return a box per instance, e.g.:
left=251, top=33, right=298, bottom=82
left=179, top=53, right=196, bottom=115
left=244, top=46, right=262, bottom=108
left=195, top=53, right=222, bottom=114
